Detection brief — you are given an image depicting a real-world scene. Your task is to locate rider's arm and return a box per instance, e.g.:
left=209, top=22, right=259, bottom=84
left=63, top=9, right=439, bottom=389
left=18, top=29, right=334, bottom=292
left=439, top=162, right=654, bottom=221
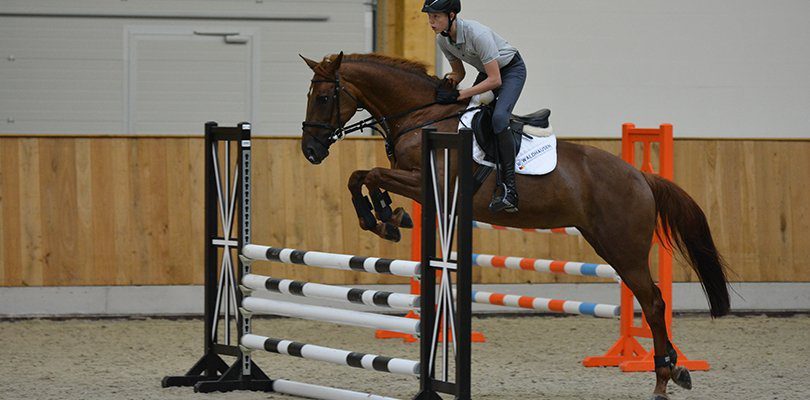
left=444, top=58, right=466, bottom=87
left=458, top=60, right=500, bottom=100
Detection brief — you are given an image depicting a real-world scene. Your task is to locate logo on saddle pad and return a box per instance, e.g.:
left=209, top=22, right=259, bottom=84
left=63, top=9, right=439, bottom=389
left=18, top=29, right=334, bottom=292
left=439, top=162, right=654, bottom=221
left=516, top=143, right=554, bottom=171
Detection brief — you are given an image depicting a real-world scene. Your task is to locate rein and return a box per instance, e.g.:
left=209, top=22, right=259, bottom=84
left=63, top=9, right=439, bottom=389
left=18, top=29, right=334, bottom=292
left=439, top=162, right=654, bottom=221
left=302, top=72, right=481, bottom=160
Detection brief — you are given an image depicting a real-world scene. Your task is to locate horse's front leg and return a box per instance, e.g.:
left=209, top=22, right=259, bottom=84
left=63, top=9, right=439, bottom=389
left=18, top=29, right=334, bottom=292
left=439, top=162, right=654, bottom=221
left=347, top=170, right=378, bottom=231
left=346, top=167, right=422, bottom=242
left=360, top=167, right=421, bottom=242
left=368, top=188, right=414, bottom=229
left=347, top=169, right=411, bottom=240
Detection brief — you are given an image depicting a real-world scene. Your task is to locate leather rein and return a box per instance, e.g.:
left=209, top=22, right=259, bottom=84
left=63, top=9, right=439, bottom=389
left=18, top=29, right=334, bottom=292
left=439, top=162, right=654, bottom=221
left=301, top=73, right=481, bottom=159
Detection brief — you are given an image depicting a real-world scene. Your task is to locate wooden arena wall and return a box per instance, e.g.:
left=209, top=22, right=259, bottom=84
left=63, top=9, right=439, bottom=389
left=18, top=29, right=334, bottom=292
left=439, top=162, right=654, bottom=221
left=1, top=136, right=808, bottom=286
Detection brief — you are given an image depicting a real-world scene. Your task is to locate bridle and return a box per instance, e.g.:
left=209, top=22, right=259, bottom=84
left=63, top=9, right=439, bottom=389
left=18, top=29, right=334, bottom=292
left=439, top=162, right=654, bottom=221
left=302, top=72, right=367, bottom=147
left=302, top=71, right=423, bottom=158
left=302, top=72, right=481, bottom=159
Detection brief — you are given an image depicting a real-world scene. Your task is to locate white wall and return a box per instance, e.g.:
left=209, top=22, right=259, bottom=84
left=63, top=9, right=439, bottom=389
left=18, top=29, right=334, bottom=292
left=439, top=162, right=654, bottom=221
left=442, top=0, right=810, bottom=138
left=0, top=0, right=372, bottom=136
left=4, top=1, right=809, bottom=138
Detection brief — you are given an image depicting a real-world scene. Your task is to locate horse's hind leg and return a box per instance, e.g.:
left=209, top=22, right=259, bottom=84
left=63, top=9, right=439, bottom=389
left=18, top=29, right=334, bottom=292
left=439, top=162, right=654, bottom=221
left=583, top=228, right=676, bottom=399
left=623, top=264, right=673, bottom=399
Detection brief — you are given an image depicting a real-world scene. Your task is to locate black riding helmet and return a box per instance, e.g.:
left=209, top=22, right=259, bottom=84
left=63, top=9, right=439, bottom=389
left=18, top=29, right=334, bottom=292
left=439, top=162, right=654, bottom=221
left=421, top=0, right=461, bottom=14
left=422, top=0, right=461, bottom=37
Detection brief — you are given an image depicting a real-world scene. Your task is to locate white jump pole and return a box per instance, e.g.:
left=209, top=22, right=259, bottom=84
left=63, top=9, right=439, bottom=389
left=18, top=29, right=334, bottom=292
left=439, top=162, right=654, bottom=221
left=242, top=297, right=419, bottom=335
left=243, top=274, right=419, bottom=310
left=273, top=379, right=400, bottom=400
left=242, top=334, right=419, bottom=376
left=243, top=244, right=419, bottom=277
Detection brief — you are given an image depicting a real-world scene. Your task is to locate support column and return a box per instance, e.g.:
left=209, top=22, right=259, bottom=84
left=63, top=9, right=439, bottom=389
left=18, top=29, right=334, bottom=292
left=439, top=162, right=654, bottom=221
left=376, top=0, right=437, bottom=73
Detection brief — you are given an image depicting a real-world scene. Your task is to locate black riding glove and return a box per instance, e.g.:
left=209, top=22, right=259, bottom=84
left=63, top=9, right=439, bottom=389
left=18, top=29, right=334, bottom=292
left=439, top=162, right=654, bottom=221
left=435, top=87, right=460, bottom=104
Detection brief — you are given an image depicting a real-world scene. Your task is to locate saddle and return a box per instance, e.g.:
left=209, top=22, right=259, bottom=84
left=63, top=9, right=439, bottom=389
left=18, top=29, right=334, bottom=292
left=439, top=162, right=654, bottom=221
left=471, top=104, right=552, bottom=165
left=511, top=109, right=551, bottom=136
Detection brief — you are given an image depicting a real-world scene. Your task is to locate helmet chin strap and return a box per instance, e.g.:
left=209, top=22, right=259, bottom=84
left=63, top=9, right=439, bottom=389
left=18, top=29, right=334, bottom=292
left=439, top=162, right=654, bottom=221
left=440, top=13, right=456, bottom=37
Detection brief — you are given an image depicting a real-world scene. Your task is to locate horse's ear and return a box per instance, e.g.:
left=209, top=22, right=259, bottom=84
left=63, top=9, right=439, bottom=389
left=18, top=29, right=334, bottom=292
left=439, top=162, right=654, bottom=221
left=323, top=52, right=344, bottom=75
left=299, top=54, right=320, bottom=70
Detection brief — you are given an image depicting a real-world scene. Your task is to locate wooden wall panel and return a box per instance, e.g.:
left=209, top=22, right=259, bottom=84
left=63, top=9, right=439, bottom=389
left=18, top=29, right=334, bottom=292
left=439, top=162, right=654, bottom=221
left=376, top=0, right=437, bottom=70
left=89, top=139, right=117, bottom=284
left=18, top=139, right=44, bottom=285
left=0, top=137, right=808, bottom=286
left=0, top=138, right=203, bottom=286
left=673, top=140, right=810, bottom=283
left=0, top=141, right=19, bottom=284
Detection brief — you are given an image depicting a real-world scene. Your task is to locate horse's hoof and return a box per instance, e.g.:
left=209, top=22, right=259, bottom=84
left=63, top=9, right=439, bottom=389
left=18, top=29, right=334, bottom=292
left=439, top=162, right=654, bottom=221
left=671, top=366, right=692, bottom=390
left=383, top=223, right=401, bottom=242
left=397, top=209, right=414, bottom=229
left=650, top=394, right=669, bottom=400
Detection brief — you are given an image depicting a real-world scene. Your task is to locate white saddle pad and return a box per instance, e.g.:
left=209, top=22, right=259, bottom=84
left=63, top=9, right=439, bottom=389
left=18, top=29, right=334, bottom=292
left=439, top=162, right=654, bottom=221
left=459, top=97, right=557, bottom=176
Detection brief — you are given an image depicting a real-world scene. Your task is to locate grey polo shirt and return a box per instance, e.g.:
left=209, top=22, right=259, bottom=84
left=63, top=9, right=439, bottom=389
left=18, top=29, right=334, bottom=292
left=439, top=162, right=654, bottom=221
left=437, top=18, right=518, bottom=73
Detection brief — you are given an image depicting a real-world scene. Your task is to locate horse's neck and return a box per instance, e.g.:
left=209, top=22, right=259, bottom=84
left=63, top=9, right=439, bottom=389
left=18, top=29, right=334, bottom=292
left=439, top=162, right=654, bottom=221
left=343, top=64, right=442, bottom=131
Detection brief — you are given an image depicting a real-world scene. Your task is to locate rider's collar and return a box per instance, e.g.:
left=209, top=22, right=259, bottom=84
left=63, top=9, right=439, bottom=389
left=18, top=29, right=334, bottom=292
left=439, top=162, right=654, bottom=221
left=450, top=18, right=465, bottom=45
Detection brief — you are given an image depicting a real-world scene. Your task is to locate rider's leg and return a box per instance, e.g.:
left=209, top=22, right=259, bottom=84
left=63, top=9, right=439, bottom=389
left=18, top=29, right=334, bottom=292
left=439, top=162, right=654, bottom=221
left=488, top=54, right=526, bottom=213
left=489, top=130, right=518, bottom=212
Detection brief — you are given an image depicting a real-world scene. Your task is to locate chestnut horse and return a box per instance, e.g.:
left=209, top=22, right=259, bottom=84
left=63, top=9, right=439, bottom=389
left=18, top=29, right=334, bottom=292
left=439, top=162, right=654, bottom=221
left=299, top=52, right=730, bottom=399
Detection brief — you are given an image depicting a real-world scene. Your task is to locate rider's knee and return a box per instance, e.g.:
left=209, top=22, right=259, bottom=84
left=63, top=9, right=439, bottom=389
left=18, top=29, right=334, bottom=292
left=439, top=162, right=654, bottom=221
left=491, top=112, right=510, bottom=134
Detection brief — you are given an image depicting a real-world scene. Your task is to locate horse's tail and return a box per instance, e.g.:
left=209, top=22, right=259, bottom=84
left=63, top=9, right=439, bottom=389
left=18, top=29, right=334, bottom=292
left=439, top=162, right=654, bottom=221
left=643, top=173, right=731, bottom=317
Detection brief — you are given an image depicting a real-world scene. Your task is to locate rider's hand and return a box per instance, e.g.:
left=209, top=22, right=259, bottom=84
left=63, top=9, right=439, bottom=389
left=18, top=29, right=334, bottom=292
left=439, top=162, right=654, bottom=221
left=435, top=87, right=460, bottom=104
left=443, top=73, right=462, bottom=88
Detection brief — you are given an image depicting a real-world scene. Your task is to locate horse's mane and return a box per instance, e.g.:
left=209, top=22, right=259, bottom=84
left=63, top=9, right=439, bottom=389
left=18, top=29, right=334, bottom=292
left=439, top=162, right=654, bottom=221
left=325, top=53, right=443, bottom=86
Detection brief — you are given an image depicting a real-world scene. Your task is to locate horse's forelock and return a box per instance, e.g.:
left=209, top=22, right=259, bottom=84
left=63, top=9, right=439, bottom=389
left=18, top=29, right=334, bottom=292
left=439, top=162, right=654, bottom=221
left=310, top=55, right=340, bottom=78
left=312, top=66, right=333, bottom=79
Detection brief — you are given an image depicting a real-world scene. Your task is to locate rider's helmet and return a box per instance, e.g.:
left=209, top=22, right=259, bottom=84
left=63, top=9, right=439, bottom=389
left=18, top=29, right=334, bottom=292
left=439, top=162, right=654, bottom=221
left=421, top=0, right=461, bottom=14
left=421, top=0, right=461, bottom=37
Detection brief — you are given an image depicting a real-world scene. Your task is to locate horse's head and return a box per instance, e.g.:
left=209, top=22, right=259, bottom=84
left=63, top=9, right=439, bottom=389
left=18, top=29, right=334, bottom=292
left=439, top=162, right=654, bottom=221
left=300, top=52, right=361, bottom=164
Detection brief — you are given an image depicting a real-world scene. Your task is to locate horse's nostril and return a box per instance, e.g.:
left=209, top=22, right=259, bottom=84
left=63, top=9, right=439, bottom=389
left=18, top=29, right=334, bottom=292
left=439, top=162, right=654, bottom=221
left=305, top=146, right=321, bottom=164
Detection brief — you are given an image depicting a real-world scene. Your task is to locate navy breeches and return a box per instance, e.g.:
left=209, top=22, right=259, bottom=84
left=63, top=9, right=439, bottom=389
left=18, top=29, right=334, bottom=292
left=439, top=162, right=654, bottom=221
left=474, top=52, right=527, bottom=134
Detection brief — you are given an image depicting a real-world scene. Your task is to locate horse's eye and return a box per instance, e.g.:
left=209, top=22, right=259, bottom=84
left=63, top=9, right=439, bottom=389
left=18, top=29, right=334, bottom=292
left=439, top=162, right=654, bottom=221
left=316, top=95, right=330, bottom=104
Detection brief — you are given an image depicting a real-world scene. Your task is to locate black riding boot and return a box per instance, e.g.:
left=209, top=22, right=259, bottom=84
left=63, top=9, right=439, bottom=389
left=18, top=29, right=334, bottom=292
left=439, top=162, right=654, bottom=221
left=488, top=130, right=519, bottom=213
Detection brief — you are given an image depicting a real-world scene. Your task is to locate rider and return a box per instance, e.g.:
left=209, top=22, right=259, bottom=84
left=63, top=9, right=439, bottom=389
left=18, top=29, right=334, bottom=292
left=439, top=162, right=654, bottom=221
left=423, top=0, right=526, bottom=213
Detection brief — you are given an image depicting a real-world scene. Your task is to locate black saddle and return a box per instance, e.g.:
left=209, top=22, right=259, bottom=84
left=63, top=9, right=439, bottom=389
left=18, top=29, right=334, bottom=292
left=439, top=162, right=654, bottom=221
left=470, top=105, right=552, bottom=165
left=510, top=108, right=551, bottom=132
